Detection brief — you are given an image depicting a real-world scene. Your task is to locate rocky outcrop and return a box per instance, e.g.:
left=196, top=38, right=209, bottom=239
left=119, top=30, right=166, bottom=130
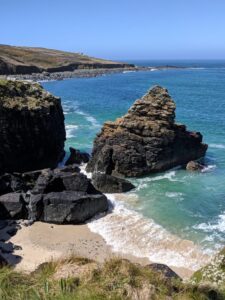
left=0, top=80, right=66, bottom=173
left=87, top=86, right=208, bottom=177
left=186, top=161, right=204, bottom=171
left=0, top=165, right=108, bottom=224
left=65, top=147, right=90, bottom=166
left=92, top=173, right=135, bottom=193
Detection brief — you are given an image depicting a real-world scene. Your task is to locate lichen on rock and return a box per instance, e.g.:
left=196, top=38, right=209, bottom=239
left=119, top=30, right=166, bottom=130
left=0, top=79, right=66, bottom=173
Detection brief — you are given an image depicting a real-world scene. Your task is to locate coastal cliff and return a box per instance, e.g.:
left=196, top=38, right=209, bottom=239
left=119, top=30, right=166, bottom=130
left=87, top=86, right=208, bottom=176
left=0, top=79, right=65, bottom=173
left=0, top=45, right=134, bottom=75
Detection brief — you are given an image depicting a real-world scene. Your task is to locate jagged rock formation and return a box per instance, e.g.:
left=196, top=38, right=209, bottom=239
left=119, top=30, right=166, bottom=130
left=0, top=79, right=66, bottom=173
left=0, top=165, right=108, bottom=224
left=65, top=147, right=90, bottom=166
left=87, top=86, right=208, bottom=177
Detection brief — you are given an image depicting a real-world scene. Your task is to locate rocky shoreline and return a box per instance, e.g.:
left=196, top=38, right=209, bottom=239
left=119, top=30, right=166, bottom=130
left=0, top=65, right=186, bottom=82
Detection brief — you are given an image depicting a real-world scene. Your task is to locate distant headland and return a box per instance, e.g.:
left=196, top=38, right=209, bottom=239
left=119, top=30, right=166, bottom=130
left=0, top=44, right=186, bottom=81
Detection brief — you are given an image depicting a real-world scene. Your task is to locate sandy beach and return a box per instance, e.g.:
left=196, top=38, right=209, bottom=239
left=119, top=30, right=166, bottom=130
left=5, top=220, right=195, bottom=279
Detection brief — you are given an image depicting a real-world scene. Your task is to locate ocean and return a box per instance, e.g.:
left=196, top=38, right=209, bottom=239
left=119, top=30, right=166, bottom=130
left=42, top=60, right=225, bottom=270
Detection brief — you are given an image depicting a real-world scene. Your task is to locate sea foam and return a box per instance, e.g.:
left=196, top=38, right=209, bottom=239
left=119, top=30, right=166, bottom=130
left=66, top=124, right=79, bottom=138
left=209, top=144, right=225, bottom=149
left=87, top=193, right=210, bottom=270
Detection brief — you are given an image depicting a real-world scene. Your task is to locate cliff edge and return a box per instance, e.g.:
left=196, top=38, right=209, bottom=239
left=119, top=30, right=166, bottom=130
left=0, top=44, right=134, bottom=75
left=0, top=79, right=66, bottom=173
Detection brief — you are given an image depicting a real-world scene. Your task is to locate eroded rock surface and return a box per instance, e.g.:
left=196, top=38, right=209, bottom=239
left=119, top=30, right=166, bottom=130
left=87, top=86, right=208, bottom=177
left=0, top=79, right=66, bottom=173
left=0, top=165, right=108, bottom=224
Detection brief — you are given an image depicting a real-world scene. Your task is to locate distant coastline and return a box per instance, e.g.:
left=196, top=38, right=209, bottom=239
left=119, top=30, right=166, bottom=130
left=0, top=65, right=186, bottom=82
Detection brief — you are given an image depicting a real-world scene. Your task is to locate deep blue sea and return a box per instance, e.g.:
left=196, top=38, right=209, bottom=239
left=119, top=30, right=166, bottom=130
left=43, top=60, right=225, bottom=270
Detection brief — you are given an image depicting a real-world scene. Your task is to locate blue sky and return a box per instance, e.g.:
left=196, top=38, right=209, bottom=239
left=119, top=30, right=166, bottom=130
left=1, top=0, right=225, bottom=60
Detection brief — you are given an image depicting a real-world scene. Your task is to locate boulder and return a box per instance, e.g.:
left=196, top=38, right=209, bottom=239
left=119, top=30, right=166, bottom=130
left=0, top=173, right=27, bottom=196
left=0, top=79, right=66, bottom=173
left=32, top=166, right=98, bottom=195
left=186, top=161, right=204, bottom=171
left=65, top=147, right=90, bottom=165
left=0, top=253, right=7, bottom=266
left=0, top=193, right=26, bottom=219
left=92, top=173, right=135, bottom=193
left=147, top=263, right=181, bottom=280
left=87, top=86, right=208, bottom=177
left=41, top=191, right=108, bottom=224
left=0, top=164, right=109, bottom=224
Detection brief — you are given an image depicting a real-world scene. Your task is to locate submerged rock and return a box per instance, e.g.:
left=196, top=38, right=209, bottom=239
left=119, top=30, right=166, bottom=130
left=87, top=86, right=208, bottom=177
left=0, top=79, right=66, bottom=173
left=92, top=173, right=135, bottom=193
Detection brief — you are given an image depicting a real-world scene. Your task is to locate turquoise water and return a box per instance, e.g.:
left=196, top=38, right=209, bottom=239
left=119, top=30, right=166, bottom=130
left=43, top=63, right=225, bottom=259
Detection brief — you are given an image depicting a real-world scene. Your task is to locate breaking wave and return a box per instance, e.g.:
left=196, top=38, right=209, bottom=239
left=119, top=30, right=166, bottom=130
left=87, top=194, right=210, bottom=271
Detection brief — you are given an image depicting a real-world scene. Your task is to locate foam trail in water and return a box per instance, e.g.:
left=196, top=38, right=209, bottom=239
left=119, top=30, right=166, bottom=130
left=201, top=165, right=217, bottom=173
left=65, top=124, right=79, bottom=138
left=76, top=110, right=100, bottom=128
left=209, top=144, right=225, bottom=149
left=87, top=194, right=210, bottom=271
left=194, top=213, right=225, bottom=233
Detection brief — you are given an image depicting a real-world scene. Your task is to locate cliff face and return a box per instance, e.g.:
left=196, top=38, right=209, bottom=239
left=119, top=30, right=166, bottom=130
left=0, top=80, right=66, bottom=173
left=87, top=86, right=208, bottom=177
left=0, top=45, right=134, bottom=75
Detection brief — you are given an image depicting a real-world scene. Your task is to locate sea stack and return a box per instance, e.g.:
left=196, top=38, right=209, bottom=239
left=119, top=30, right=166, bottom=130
left=87, top=86, right=208, bottom=177
left=0, top=79, right=66, bottom=173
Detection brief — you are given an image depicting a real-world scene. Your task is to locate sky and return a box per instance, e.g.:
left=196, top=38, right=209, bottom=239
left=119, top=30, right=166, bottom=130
left=1, top=0, right=225, bottom=60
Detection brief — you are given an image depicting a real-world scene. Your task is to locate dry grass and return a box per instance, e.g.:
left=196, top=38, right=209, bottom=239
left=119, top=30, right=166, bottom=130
left=0, top=255, right=223, bottom=299
left=0, top=45, right=126, bottom=69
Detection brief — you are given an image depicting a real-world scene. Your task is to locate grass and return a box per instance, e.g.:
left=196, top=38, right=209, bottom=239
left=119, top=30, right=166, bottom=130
left=0, top=256, right=224, bottom=300
left=0, top=45, right=130, bottom=71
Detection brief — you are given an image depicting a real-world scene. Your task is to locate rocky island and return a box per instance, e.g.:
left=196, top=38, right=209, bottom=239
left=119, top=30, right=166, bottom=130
left=87, top=86, right=208, bottom=177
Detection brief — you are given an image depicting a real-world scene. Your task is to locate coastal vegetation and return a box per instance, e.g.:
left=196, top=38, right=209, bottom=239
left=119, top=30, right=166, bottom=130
left=0, top=255, right=224, bottom=300
left=0, top=45, right=133, bottom=75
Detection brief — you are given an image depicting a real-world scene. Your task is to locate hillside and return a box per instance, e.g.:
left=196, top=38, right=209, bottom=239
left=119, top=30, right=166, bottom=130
left=0, top=45, right=134, bottom=75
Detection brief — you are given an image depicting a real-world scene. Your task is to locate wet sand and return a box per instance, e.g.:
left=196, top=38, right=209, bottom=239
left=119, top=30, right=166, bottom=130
left=9, top=221, right=194, bottom=279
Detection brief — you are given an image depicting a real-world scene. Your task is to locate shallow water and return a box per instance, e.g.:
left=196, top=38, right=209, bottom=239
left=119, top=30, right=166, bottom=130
left=43, top=61, right=225, bottom=269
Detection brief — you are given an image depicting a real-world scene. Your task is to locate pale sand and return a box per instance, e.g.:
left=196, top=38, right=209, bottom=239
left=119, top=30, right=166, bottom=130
left=8, top=221, right=194, bottom=279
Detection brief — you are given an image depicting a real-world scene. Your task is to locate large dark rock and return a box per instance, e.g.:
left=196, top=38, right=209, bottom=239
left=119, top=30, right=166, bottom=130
left=92, top=173, right=135, bottom=193
left=65, top=147, right=90, bottom=165
left=41, top=191, right=108, bottom=224
left=87, top=86, right=208, bottom=177
left=0, top=253, right=8, bottom=266
left=147, top=263, right=181, bottom=280
left=0, top=193, right=26, bottom=219
left=32, top=166, right=98, bottom=195
left=0, top=173, right=27, bottom=196
left=0, top=164, right=109, bottom=224
left=0, top=79, right=66, bottom=173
